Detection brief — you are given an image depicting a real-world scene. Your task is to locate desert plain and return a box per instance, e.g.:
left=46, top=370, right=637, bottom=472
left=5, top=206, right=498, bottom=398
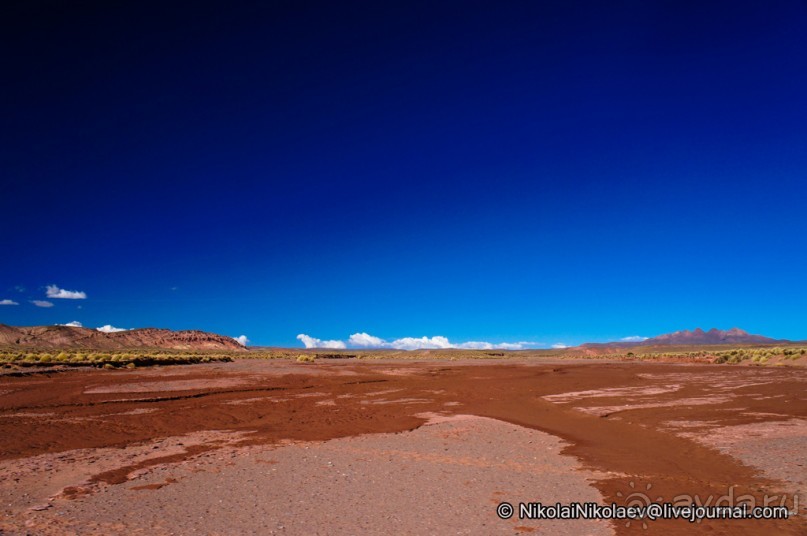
left=0, top=356, right=805, bottom=535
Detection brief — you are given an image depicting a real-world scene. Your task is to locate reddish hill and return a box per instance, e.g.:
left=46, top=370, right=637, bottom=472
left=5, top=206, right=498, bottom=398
left=580, top=327, right=783, bottom=350
left=0, top=325, right=246, bottom=351
left=646, top=327, right=778, bottom=345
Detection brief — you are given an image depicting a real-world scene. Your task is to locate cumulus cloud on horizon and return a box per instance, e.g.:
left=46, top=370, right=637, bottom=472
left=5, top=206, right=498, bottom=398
left=551, top=343, right=569, bottom=349
left=620, top=335, right=649, bottom=342
left=301, top=332, right=545, bottom=351
left=0, top=299, right=19, bottom=305
left=347, top=332, right=386, bottom=347
left=46, top=285, right=87, bottom=299
left=455, top=340, right=534, bottom=351
left=31, top=300, right=54, bottom=308
left=97, top=324, right=127, bottom=333
left=234, top=335, right=249, bottom=346
left=388, top=335, right=454, bottom=350
left=59, top=321, right=83, bottom=327
left=297, top=334, right=347, bottom=349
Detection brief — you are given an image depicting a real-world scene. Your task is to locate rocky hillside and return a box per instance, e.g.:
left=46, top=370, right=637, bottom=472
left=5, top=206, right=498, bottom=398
left=0, top=325, right=246, bottom=351
left=580, top=327, right=784, bottom=350
left=645, top=327, right=778, bottom=345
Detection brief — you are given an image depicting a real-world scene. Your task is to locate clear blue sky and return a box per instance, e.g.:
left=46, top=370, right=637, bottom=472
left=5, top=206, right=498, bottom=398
left=2, top=1, right=806, bottom=347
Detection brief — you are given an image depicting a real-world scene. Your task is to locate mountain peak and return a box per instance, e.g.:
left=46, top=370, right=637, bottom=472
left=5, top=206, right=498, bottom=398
left=645, top=327, right=776, bottom=345
left=574, top=327, right=787, bottom=350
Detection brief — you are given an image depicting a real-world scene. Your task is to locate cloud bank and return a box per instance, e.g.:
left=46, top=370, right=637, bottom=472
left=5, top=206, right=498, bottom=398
left=297, top=334, right=347, bottom=349
left=300, top=332, right=546, bottom=351
left=234, top=335, right=249, bottom=346
left=59, top=321, right=83, bottom=327
left=31, top=300, right=54, bottom=308
left=46, top=285, right=87, bottom=299
left=0, top=299, right=18, bottom=305
left=97, top=325, right=127, bottom=333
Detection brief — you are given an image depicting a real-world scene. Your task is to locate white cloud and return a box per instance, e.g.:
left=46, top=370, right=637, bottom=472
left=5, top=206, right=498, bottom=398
left=348, top=332, right=387, bottom=347
left=455, top=341, right=541, bottom=350
left=297, top=333, right=347, bottom=349
left=389, top=336, right=453, bottom=350
left=31, top=300, right=54, bottom=308
left=46, top=285, right=87, bottom=299
left=453, top=340, right=496, bottom=350
left=620, top=336, right=648, bottom=342
left=234, top=335, right=249, bottom=346
left=551, top=343, right=569, bottom=349
left=510, top=341, right=545, bottom=350
left=0, top=299, right=19, bottom=305
left=337, top=332, right=546, bottom=351
left=345, top=333, right=455, bottom=350
left=97, top=324, right=127, bottom=333
left=59, top=321, right=83, bottom=327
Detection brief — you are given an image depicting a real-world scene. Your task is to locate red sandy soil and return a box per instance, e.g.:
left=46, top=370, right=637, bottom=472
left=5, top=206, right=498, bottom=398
left=0, top=359, right=804, bottom=535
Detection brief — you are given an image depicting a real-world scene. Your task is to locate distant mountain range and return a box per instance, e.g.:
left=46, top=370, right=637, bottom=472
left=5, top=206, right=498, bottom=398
left=0, top=325, right=795, bottom=352
left=581, top=328, right=786, bottom=349
left=0, top=325, right=246, bottom=351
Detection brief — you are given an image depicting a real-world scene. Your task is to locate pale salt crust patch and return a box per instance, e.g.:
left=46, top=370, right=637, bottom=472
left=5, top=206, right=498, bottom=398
left=542, top=384, right=733, bottom=417
left=365, top=388, right=404, bottom=396
left=11, top=416, right=614, bottom=536
left=544, top=371, right=806, bottom=512
left=574, top=396, right=733, bottom=417
left=670, top=418, right=807, bottom=514
left=223, top=397, right=268, bottom=406
left=0, top=411, right=57, bottom=419
left=636, top=370, right=806, bottom=390
left=376, top=367, right=421, bottom=376
left=543, top=385, right=683, bottom=404
left=359, top=397, right=431, bottom=405
left=0, top=430, right=253, bottom=521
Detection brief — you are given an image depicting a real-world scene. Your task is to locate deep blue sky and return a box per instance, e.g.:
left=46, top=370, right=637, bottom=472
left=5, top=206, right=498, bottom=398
left=2, top=1, right=806, bottom=347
